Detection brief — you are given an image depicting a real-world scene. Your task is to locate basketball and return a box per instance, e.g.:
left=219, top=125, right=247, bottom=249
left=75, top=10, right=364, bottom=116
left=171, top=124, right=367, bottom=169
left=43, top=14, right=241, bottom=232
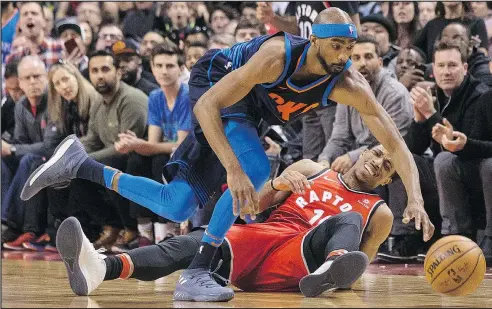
left=424, top=235, right=486, bottom=296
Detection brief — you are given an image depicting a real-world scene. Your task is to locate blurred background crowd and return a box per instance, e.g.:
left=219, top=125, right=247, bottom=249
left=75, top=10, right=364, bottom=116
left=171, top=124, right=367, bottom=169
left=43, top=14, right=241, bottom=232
left=2, top=1, right=492, bottom=266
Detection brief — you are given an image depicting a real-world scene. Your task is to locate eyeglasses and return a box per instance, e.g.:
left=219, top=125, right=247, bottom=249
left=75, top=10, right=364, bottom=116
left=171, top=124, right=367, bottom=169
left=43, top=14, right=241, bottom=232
left=98, top=33, right=123, bottom=41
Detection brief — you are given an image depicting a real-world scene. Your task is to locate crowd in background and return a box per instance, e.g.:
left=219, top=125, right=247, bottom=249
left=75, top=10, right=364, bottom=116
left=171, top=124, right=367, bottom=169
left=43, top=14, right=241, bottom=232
left=2, top=1, right=492, bottom=266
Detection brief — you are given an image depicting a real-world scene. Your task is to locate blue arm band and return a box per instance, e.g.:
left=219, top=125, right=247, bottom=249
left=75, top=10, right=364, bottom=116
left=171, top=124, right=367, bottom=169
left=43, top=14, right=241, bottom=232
left=312, top=24, right=358, bottom=39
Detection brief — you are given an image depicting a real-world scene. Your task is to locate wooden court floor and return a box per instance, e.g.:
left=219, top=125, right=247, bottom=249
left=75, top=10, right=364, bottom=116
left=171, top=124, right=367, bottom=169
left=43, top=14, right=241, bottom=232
left=2, top=252, right=492, bottom=308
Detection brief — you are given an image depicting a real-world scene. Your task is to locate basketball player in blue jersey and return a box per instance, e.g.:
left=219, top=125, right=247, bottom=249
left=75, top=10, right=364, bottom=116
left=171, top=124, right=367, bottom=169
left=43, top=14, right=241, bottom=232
left=21, top=8, right=434, bottom=302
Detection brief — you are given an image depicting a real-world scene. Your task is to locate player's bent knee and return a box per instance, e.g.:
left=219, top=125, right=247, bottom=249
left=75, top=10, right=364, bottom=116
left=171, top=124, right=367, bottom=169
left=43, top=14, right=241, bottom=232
left=338, top=212, right=363, bottom=227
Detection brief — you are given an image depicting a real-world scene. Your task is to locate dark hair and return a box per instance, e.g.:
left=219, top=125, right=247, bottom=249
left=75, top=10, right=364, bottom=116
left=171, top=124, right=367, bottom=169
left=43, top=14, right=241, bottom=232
left=387, top=2, right=419, bottom=46
left=355, top=35, right=381, bottom=57
left=88, top=49, right=117, bottom=67
left=240, top=2, right=257, bottom=11
left=435, top=1, right=473, bottom=19
left=187, top=41, right=208, bottom=50
left=407, top=45, right=427, bottom=63
left=234, top=17, right=266, bottom=35
left=211, top=4, right=239, bottom=22
left=4, top=59, right=19, bottom=79
left=150, top=41, right=185, bottom=66
left=440, top=22, right=471, bottom=41
left=432, top=39, right=468, bottom=63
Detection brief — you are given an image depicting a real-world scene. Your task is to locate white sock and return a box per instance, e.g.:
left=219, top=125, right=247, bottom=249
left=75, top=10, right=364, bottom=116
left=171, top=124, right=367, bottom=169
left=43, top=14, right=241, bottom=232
left=154, top=222, right=169, bottom=244
left=137, top=222, right=154, bottom=242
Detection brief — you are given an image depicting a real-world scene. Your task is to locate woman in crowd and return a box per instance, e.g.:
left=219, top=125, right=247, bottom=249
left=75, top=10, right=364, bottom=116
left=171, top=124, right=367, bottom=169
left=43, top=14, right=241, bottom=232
left=388, top=2, right=420, bottom=50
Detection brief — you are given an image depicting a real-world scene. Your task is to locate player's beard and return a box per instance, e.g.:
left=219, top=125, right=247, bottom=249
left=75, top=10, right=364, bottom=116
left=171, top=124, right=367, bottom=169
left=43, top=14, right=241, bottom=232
left=317, top=52, right=344, bottom=75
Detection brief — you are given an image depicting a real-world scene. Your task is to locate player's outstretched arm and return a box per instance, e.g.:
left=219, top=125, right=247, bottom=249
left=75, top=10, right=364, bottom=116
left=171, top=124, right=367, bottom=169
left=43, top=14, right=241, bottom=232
left=330, top=68, right=435, bottom=242
left=360, top=203, right=393, bottom=262
left=193, top=38, right=285, bottom=219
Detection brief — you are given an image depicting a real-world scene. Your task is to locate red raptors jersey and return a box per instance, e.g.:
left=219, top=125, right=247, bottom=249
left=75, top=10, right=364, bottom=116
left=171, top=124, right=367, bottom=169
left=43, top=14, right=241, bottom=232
left=267, top=169, right=384, bottom=232
left=226, top=169, right=385, bottom=291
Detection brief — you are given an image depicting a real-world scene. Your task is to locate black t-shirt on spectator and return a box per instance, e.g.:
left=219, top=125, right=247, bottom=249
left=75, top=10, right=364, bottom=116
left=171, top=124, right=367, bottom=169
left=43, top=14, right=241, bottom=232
left=134, top=77, right=159, bottom=96
left=414, top=17, right=489, bottom=62
left=1, top=96, right=15, bottom=142
left=285, top=2, right=359, bottom=38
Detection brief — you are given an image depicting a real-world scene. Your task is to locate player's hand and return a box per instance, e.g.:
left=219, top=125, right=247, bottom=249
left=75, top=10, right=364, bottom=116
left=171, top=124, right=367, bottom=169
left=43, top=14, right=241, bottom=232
left=403, top=200, right=435, bottom=242
left=331, top=154, right=353, bottom=173
left=432, top=118, right=454, bottom=145
left=256, top=2, right=275, bottom=24
left=227, top=168, right=260, bottom=221
left=410, top=86, right=436, bottom=119
left=272, top=170, right=311, bottom=194
left=441, top=131, right=467, bottom=152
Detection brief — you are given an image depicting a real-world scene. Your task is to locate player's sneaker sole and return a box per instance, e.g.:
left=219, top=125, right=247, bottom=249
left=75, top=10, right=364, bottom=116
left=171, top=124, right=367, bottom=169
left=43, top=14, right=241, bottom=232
left=173, top=288, right=234, bottom=302
left=299, top=251, right=369, bottom=298
left=56, top=217, right=90, bottom=296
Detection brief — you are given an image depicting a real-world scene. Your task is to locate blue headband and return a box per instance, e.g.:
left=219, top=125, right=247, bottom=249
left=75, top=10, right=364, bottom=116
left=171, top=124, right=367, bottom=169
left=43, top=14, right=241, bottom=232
left=312, top=24, right=358, bottom=39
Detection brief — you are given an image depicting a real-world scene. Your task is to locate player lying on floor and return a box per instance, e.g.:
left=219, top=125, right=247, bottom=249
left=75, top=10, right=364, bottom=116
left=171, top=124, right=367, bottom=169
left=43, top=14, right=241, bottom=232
left=56, top=144, right=404, bottom=298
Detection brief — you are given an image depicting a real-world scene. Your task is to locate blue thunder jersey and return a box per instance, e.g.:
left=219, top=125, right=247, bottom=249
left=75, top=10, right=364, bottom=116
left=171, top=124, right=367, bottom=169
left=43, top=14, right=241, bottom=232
left=188, top=31, right=352, bottom=127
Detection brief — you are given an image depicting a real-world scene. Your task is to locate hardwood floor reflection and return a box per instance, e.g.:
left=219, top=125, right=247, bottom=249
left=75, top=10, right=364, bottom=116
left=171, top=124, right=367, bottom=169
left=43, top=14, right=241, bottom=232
left=2, top=256, right=492, bottom=308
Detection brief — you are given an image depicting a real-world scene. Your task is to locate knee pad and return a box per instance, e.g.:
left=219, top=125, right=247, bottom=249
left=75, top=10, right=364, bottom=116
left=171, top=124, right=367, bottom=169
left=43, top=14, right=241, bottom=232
left=338, top=212, right=363, bottom=228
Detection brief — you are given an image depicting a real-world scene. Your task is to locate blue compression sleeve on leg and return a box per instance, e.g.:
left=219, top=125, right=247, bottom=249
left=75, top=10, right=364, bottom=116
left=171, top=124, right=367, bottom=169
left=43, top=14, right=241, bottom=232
left=113, top=174, right=198, bottom=223
left=202, top=120, right=271, bottom=246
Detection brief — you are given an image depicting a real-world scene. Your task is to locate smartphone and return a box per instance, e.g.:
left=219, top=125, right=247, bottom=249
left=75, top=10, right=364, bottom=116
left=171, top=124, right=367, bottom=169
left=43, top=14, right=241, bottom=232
left=415, top=63, right=427, bottom=73
left=64, top=38, right=78, bottom=55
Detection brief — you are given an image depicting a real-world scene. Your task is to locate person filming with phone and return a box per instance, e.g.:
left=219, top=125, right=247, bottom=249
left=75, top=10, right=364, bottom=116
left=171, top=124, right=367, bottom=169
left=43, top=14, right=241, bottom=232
left=56, top=17, right=89, bottom=73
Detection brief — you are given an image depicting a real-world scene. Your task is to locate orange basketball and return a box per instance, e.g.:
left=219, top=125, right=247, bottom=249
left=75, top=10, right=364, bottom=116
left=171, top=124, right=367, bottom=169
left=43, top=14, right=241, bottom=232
left=424, top=235, right=486, bottom=296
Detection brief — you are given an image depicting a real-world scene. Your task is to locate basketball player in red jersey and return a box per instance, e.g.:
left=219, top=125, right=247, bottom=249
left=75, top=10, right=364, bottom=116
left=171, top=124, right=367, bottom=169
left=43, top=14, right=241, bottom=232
left=56, top=144, right=411, bottom=298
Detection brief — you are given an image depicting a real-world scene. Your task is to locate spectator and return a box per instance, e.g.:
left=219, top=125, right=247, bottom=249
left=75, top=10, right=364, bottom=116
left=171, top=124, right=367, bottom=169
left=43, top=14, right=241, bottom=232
left=234, top=18, right=266, bottom=43
left=2, top=60, right=23, bottom=142
left=113, top=42, right=192, bottom=251
left=388, top=2, right=420, bottom=49
left=414, top=1, right=489, bottom=61
left=94, top=23, right=123, bottom=51
left=76, top=3, right=102, bottom=33
left=240, top=2, right=257, bottom=22
left=2, top=56, right=49, bottom=248
left=440, top=22, right=492, bottom=86
left=6, top=2, right=63, bottom=69
left=361, top=14, right=400, bottom=73
left=122, top=2, right=156, bottom=40
left=396, top=46, right=427, bottom=91
left=139, top=31, right=166, bottom=84
left=318, top=36, right=412, bottom=172
left=56, top=17, right=89, bottom=72
left=418, top=2, right=437, bottom=29
left=1, top=1, right=20, bottom=65
left=68, top=49, right=148, bottom=251
left=431, top=89, right=492, bottom=263
left=208, top=33, right=235, bottom=50
left=21, top=62, right=103, bottom=252
left=470, top=2, right=492, bottom=19
left=184, top=25, right=210, bottom=48
left=210, top=4, right=237, bottom=35
left=79, top=21, right=95, bottom=52
left=43, top=5, right=55, bottom=38
left=161, top=2, right=192, bottom=47
left=385, top=39, right=489, bottom=262
left=185, top=41, right=207, bottom=70
left=111, top=39, right=159, bottom=95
